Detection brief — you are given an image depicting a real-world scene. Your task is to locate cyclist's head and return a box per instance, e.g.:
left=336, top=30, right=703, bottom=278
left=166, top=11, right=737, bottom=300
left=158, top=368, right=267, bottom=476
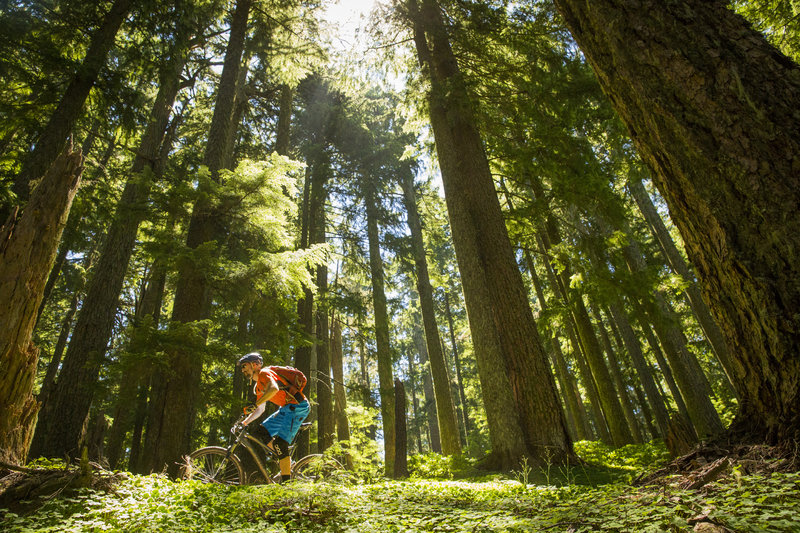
left=238, top=352, right=263, bottom=367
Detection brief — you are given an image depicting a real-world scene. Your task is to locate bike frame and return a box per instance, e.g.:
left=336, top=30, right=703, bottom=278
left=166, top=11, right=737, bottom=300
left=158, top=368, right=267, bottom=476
left=224, top=415, right=305, bottom=483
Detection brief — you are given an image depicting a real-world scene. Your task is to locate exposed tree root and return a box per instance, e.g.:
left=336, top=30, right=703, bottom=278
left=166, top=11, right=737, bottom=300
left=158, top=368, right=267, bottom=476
left=0, top=459, right=126, bottom=515
left=635, top=441, right=799, bottom=488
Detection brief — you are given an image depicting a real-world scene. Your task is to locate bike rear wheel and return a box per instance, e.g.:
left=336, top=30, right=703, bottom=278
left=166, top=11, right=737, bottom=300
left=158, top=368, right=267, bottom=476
left=184, top=446, right=244, bottom=485
left=292, top=454, right=345, bottom=481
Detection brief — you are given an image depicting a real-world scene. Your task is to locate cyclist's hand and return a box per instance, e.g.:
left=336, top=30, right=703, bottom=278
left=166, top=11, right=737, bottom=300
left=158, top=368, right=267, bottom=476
left=243, top=404, right=257, bottom=415
left=232, top=422, right=246, bottom=435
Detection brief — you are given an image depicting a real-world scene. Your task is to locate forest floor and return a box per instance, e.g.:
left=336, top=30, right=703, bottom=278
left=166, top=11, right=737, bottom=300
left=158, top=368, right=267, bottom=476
left=1, top=441, right=799, bottom=533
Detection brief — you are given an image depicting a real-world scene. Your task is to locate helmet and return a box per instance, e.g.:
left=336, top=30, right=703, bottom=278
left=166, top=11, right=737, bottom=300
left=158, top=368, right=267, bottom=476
left=237, top=352, right=263, bottom=366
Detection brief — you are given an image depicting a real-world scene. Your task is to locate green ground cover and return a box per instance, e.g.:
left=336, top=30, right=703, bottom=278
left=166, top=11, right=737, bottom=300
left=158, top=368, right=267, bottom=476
left=2, top=442, right=798, bottom=532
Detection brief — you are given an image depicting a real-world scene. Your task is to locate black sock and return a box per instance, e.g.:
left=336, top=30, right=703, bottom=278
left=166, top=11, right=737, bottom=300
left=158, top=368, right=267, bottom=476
left=281, top=474, right=291, bottom=483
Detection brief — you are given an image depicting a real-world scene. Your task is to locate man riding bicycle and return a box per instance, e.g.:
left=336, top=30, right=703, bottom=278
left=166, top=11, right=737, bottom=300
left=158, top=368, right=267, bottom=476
left=237, top=352, right=310, bottom=483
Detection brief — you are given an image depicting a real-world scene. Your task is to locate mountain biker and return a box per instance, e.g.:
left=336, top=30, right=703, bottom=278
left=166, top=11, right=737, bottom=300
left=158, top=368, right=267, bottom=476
left=237, top=352, right=310, bottom=483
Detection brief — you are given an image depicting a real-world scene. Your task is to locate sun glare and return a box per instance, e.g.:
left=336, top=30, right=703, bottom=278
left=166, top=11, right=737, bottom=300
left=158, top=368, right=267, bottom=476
left=322, top=0, right=383, bottom=52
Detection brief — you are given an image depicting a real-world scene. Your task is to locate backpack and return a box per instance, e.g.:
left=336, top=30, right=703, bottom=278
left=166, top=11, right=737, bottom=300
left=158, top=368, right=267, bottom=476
left=269, top=366, right=307, bottom=396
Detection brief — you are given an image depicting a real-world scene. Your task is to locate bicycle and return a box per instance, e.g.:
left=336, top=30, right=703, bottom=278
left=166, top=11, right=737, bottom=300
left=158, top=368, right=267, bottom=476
left=182, top=412, right=343, bottom=485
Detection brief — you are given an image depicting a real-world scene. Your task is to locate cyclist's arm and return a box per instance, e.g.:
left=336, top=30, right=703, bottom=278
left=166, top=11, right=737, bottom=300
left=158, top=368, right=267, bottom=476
left=242, top=377, right=279, bottom=426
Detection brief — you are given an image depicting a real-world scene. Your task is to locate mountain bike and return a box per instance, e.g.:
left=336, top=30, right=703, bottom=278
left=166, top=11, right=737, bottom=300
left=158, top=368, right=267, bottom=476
left=183, top=412, right=343, bottom=485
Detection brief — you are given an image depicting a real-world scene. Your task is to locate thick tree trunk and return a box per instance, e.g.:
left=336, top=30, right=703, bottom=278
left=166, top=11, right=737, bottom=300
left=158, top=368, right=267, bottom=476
left=364, top=183, right=396, bottom=476
left=0, top=143, right=83, bottom=465
left=628, top=176, right=737, bottom=395
left=149, top=0, right=251, bottom=476
left=32, top=34, right=189, bottom=460
left=553, top=0, right=800, bottom=442
left=409, top=0, right=573, bottom=469
left=10, top=0, right=133, bottom=208
left=400, top=172, right=461, bottom=455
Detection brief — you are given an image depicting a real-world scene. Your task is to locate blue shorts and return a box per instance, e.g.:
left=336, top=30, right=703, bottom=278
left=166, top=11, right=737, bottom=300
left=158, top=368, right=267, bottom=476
left=262, top=400, right=309, bottom=443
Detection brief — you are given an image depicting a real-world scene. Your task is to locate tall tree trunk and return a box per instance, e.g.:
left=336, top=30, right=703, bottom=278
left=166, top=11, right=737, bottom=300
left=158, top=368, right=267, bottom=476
left=400, top=171, right=461, bottom=455
left=592, top=303, right=644, bottom=443
left=10, top=0, right=133, bottom=209
left=637, top=317, right=695, bottom=435
left=331, top=319, right=353, bottom=469
left=409, top=0, right=573, bottom=469
left=607, top=301, right=671, bottom=438
left=413, top=324, right=441, bottom=453
left=32, top=31, right=190, bottom=460
left=553, top=0, right=800, bottom=442
left=537, top=235, right=609, bottom=443
left=532, top=182, right=632, bottom=447
left=274, top=85, right=293, bottom=156
left=393, top=379, right=408, bottom=478
left=316, top=302, right=333, bottom=452
left=406, top=343, right=424, bottom=453
left=148, top=0, right=251, bottom=476
left=526, top=252, right=590, bottom=441
left=623, top=241, right=724, bottom=439
left=628, top=176, right=737, bottom=396
left=443, top=292, right=470, bottom=445
left=364, top=181, right=396, bottom=475
left=0, top=143, right=83, bottom=465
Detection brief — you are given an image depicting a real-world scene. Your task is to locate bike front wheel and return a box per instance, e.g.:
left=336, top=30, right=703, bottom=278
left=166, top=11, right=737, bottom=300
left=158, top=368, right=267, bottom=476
left=292, top=454, right=345, bottom=482
left=184, top=446, right=244, bottom=485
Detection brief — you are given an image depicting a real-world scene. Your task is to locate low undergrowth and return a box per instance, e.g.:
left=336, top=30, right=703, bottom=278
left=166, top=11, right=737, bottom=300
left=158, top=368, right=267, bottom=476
left=2, top=442, right=798, bottom=532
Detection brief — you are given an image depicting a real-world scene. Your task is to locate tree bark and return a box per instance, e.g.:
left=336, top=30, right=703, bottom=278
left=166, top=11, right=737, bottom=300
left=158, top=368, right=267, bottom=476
left=607, top=301, right=671, bottom=437
left=525, top=250, right=588, bottom=441
left=623, top=241, right=724, bottom=439
left=536, top=235, right=609, bottom=444
left=628, top=176, right=737, bottom=396
left=400, top=171, right=461, bottom=455
left=364, top=181, right=396, bottom=475
left=413, top=325, right=441, bottom=453
left=592, top=303, right=644, bottom=444
left=0, top=143, right=83, bottom=465
left=443, top=291, right=470, bottom=445
left=331, top=319, right=353, bottom=468
left=553, top=0, right=800, bottom=442
left=393, top=379, right=409, bottom=478
left=408, top=0, right=573, bottom=469
left=149, top=0, right=251, bottom=476
left=32, top=30, right=189, bottom=460
left=274, top=85, right=293, bottom=156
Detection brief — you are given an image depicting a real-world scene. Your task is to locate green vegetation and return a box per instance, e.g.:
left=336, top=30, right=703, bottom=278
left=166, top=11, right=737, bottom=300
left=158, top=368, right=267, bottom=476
left=3, top=443, right=798, bottom=532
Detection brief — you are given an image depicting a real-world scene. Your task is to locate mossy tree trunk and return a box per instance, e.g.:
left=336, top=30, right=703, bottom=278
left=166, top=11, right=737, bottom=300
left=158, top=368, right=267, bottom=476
left=31, top=30, right=190, bottom=460
left=364, top=180, right=396, bottom=476
left=408, top=0, right=573, bottom=468
left=400, top=171, right=461, bottom=456
left=553, top=0, right=800, bottom=442
left=0, top=144, right=83, bottom=465
left=147, top=0, right=251, bottom=476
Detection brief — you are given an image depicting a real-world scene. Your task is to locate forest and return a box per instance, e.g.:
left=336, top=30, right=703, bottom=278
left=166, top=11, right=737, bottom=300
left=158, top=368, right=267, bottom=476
left=1, top=0, right=799, bottom=531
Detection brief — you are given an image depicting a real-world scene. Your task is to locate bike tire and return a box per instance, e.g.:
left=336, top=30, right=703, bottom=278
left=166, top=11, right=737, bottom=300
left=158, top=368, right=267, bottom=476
left=184, top=446, right=244, bottom=485
left=292, top=454, right=345, bottom=481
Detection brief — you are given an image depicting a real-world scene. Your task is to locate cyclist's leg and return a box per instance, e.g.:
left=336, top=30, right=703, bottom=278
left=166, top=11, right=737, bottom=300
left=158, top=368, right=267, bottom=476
left=266, top=402, right=309, bottom=480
